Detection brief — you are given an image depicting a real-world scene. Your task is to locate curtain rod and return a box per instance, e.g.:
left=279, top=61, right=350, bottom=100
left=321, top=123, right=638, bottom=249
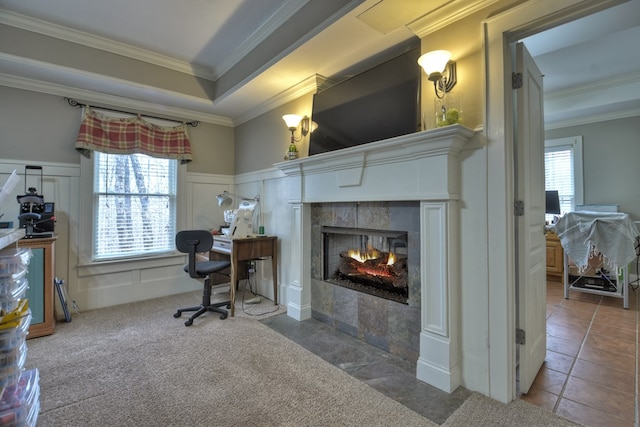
left=64, top=97, right=199, bottom=127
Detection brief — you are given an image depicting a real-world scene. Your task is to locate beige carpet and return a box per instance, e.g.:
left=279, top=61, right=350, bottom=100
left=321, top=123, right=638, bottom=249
left=24, top=290, right=580, bottom=426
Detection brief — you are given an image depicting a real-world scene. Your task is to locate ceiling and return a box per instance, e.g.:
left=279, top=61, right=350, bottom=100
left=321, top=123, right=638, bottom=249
left=0, top=0, right=639, bottom=128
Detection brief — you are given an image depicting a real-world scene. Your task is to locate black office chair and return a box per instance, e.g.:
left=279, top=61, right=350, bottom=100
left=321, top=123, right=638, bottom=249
left=173, top=230, right=232, bottom=326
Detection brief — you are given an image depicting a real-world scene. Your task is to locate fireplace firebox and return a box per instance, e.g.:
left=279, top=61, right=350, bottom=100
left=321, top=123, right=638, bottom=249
left=322, top=226, right=409, bottom=304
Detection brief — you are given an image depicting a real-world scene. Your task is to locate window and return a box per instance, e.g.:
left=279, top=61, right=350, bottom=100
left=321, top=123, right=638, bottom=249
left=93, top=152, right=177, bottom=260
left=544, top=136, right=583, bottom=221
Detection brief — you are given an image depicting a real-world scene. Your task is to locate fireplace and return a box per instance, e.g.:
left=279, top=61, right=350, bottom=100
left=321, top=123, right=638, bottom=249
left=309, top=201, right=421, bottom=362
left=275, top=125, right=477, bottom=393
left=322, top=226, right=409, bottom=304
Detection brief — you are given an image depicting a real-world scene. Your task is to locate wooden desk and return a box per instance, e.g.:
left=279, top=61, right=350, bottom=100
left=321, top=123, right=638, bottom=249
left=546, top=231, right=564, bottom=282
left=210, top=235, right=278, bottom=317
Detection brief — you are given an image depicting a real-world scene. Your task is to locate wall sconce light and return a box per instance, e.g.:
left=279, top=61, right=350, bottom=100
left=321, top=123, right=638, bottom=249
left=418, top=50, right=457, bottom=99
left=282, top=114, right=312, bottom=160
left=282, top=114, right=310, bottom=142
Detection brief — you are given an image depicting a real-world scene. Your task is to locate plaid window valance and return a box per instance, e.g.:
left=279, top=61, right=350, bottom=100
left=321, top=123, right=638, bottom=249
left=75, top=108, right=192, bottom=163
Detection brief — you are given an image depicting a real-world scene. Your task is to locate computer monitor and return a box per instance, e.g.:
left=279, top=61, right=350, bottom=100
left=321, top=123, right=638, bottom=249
left=545, top=190, right=561, bottom=215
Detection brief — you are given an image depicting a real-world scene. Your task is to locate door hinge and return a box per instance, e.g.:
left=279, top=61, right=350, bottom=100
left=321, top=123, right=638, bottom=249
left=512, top=72, right=523, bottom=89
left=514, top=200, right=525, bottom=216
left=516, top=328, right=526, bottom=345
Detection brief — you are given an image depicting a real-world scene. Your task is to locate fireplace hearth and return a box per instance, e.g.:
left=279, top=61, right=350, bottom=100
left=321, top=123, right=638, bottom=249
left=322, top=226, right=409, bottom=304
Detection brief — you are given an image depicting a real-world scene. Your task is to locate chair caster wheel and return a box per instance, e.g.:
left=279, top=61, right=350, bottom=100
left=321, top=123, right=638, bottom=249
left=173, top=312, right=181, bottom=318
left=185, top=319, right=193, bottom=326
left=220, top=313, right=228, bottom=320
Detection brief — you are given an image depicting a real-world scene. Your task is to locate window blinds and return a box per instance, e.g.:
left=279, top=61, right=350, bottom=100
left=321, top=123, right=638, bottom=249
left=93, top=152, right=177, bottom=260
left=544, top=146, right=574, bottom=214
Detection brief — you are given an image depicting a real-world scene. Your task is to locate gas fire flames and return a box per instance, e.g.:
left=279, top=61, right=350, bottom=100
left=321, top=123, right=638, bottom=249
left=345, top=246, right=396, bottom=277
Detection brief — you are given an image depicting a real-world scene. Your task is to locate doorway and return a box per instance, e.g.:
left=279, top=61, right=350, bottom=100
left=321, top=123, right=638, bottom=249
left=484, top=0, right=627, bottom=404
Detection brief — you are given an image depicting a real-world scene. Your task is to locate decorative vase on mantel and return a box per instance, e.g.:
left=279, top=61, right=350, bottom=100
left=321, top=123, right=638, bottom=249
left=435, top=92, right=463, bottom=128
left=285, top=142, right=298, bottom=160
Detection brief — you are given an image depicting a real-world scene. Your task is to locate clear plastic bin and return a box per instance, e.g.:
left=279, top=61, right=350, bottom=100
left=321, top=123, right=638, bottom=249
left=0, top=369, right=39, bottom=427
left=0, top=314, right=31, bottom=352
left=0, top=276, right=28, bottom=303
left=0, top=281, right=28, bottom=315
left=0, top=266, right=27, bottom=288
left=0, top=341, right=26, bottom=369
left=0, top=249, right=32, bottom=274
left=0, top=349, right=26, bottom=390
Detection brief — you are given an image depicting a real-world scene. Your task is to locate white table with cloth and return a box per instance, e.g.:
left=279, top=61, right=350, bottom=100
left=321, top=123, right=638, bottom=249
left=553, top=211, right=639, bottom=309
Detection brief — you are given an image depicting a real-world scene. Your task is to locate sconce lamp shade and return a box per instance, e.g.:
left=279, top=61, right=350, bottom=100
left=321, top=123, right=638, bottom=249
left=283, top=114, right=311, bottom=142
left=282, top=114, right=303, bottom=130
left=418, top=50, right=452, bottom=81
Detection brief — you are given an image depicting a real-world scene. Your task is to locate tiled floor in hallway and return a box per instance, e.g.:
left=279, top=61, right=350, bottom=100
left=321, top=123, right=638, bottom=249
left=521, top=280, right=639, bottom=427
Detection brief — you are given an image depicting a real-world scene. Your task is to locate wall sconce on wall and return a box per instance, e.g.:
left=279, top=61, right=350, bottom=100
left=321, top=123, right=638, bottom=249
left=282, top=114, right=310, bottom=141
left=418, top=50, right=457, bottom=99
left=282, top=114, right=311, bottom=160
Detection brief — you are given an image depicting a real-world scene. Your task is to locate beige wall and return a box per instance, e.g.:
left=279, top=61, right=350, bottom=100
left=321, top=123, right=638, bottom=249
left=419, top=0, right=523, bottom=131
left=1, top=86, right=82, bottom=164
left=183, top=121, right=235, bottom=175
left=234, top=94, right=313, bottom=174
left=0, top=86, right=235, bottom=175
left=546, top=116, right=640, bottom=220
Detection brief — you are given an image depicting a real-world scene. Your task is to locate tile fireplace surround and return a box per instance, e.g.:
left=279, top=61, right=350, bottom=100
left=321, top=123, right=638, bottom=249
left=275, top=125, right=478, bottom=393
left=311, top=201, right=421, bottom=363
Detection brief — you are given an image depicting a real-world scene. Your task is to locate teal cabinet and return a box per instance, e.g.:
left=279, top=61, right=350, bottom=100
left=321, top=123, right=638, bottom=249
left=25, top=248, right=44, bottom=324
left=19, top=237, right=56, bottom=338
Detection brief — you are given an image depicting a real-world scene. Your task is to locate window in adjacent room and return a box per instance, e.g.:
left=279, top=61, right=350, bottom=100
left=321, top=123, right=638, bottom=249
left=544, top=135, right=583, bottom=222
left=93, top=152, right=177, bottom=260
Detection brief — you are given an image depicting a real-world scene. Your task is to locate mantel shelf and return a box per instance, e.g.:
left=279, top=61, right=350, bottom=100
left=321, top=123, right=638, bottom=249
left=274, top=125, right=481, bottom=204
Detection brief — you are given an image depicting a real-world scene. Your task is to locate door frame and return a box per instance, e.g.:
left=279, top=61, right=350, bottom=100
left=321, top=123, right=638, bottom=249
left=483, top=0, right=628, bottom=403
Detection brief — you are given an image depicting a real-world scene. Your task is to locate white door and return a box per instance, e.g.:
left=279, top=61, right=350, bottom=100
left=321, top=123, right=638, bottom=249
left=515, top=41, right=546, bottom=394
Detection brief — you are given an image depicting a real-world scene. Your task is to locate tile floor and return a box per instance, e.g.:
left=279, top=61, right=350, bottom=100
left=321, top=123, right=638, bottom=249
left=261, top=313, right=472, bottom=424
left=521, top=280, right=639, bottom=427
left=263, top=280, right=638, bottom=426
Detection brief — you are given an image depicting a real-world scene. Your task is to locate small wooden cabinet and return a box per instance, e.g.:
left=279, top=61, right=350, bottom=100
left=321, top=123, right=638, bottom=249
left=546, top=231, right=563, bottom=281
left=18, top=237, right=56, bottom=338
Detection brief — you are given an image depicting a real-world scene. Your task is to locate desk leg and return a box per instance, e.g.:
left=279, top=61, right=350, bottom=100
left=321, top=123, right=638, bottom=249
left=230, top=252, right=237, bottom=317
left=271, top=240, right=278, bottom=306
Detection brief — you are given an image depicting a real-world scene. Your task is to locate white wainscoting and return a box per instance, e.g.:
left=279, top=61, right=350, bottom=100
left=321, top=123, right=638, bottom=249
left=1, top=159, right=239, bottom=313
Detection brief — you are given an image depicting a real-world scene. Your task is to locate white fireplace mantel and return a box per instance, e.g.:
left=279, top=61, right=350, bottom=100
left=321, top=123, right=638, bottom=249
left=274, top=125, right=479, bottom=394
left=274, top=124, right=477, bottom=204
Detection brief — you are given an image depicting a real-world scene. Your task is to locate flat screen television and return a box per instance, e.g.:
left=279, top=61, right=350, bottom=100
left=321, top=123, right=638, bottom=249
left=308, top=47, right=421, bottom=155
left=545, top=190, right=561, bottom=214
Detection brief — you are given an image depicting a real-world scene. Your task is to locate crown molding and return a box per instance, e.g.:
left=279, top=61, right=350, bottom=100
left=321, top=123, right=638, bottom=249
left=233, top=74, right=327, bottom=126
left=545, top=107, right=640, bottom=130
left=213, top=0, right=310, bottom=79
left=407, top=0, right=502, bottom=38
left=544, top=71, right=640, bottom=129
left=546, top=71, right=640, bottom=101
left=0, top=10, right=216, bottom=81
left=0, top=72, right=234, bottom=127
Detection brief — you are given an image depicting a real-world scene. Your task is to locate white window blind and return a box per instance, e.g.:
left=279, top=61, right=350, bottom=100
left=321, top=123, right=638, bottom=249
left=545, top=147, right=574, bottom=213
left=544, top=136, right=583, bottom=221
left=93, top=152, right=177, bottom=260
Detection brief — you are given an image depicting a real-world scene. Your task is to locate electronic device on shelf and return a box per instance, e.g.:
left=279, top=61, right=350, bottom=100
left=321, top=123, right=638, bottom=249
left=16, top=165, right=55, bottom=238
left=221, top=200, right=257, bottom=239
